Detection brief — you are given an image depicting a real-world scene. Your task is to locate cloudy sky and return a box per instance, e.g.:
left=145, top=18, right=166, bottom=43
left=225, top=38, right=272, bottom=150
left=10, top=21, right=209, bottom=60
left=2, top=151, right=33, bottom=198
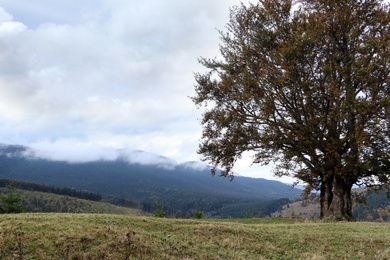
left=0, top=0, right=291, bottom=181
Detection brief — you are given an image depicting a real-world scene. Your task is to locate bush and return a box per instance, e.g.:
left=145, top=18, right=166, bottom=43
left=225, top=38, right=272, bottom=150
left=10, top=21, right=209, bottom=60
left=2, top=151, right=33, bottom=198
left=193, top=209, right=204, bottom=219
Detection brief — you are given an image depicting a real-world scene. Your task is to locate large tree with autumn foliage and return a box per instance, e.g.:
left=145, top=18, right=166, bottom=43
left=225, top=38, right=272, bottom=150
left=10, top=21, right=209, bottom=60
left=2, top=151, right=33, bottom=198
left=193, top=0, right=390, bottom=220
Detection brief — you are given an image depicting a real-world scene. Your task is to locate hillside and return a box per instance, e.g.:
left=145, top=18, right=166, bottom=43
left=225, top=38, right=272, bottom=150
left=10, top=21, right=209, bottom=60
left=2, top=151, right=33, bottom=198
left=0, top=178, right=139, bottom=209
left=12, top=189, right=141, bottom=215
left=271, top=188, right=390, bottom=221
left=0, top=178, right=140, bottom=215
left=0, top=144, right=301, bottom=217
left=271, top=198, right=320, bottom=219
left=1, top=214, right=389, bottom=259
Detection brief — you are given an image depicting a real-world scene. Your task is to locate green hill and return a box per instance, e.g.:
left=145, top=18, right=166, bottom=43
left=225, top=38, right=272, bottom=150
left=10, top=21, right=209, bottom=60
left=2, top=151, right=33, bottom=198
left=0, top=178, right=139, bottom=209
left=16, top=189, right=141, bottom=215
left=0, top=178, right=140, bottom=215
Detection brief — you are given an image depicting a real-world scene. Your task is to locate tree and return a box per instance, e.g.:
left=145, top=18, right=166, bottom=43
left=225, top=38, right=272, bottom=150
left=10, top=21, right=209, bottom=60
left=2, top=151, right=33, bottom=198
left=193, top=0, right=390, bottom=221
left=152, top=199, right=166, bottom=218
left=193, top=209, right=204, bottom=219
left=0, top=184, right=25, bottom=214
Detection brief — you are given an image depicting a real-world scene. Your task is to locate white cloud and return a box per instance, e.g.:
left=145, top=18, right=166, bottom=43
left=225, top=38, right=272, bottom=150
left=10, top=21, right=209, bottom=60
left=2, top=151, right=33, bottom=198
left=0, top=6, right=12, bottom=22
left=0, top=21, right=26, bottom=36
left=27, top=138, right=178, bottom=170
left=28, top=139, right=119, bottom=162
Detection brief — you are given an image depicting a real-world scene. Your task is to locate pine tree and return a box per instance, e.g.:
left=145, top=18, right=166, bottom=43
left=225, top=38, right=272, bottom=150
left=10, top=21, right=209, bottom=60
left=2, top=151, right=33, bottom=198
left=0, top=184, right=25, bottom=214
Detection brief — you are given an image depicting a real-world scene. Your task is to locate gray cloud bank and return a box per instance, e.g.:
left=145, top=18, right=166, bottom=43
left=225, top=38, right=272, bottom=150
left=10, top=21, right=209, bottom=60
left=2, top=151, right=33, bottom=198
left=0, top=0, right=243, bottom=163
left=0, top=0, right=294, bottom=181
left=0, top=142, right=210, bottom=171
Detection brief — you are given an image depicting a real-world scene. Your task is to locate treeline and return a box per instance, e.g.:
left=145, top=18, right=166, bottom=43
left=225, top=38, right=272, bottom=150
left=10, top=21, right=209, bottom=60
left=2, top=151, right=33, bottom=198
left=353, top=189, right=390, bottom=222
left=0, top=178, right=138, bottom=209
left=18, top=190, right=137, bottom=215
left=142, top=197, right=291, bottom=218
left=212, top=198, right=291, bottom=218
left=0, top=178, right=102, bottom=201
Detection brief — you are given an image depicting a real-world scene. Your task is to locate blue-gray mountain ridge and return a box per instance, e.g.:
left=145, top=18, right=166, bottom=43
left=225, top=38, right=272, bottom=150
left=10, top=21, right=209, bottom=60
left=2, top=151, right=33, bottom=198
left=0, top=143, right=301, bottom=217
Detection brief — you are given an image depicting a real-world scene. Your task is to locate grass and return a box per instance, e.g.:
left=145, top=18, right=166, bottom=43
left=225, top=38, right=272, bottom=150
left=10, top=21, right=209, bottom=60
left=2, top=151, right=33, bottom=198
left=0, top=214, right=390, bottom=259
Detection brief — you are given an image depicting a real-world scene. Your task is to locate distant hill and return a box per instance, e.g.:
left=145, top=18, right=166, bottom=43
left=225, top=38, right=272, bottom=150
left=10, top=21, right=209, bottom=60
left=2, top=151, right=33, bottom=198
left=0, top=187, right=140, bottom=215
left=353, top=189, right=390, bottom=221
left=0, top=178, right=138, bottom=209
left=0, top=143, right=301, bottom=217
left=0, top=178, right=103, bottom=201
left=271, top=198, right=320, bottom=219
left=271, top=188, right=390, bottom=221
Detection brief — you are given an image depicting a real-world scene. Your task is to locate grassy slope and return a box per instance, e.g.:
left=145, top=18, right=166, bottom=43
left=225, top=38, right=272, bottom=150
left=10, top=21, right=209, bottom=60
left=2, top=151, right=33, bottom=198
left=16, top=189, right=140, bottom=215
left=1, top=214, right=390, bottom=259
left=271, top=199, right=320, bottom=219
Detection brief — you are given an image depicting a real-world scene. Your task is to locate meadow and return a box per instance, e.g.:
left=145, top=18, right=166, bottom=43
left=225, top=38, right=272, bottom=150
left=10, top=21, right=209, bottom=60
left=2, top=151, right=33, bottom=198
left=1, top=213, right=389, bottom=259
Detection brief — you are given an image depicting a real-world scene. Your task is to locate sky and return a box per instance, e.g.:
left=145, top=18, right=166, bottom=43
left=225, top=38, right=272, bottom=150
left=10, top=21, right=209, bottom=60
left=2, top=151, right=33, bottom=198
left=0, top=0, right=294, bottom=182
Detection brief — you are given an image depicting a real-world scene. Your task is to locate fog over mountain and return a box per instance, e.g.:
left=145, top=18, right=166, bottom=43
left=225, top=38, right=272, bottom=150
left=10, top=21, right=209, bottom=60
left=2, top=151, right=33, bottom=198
left=0, top=143, right=301, bottom=217
left=1, top=142, right=203, bottom=170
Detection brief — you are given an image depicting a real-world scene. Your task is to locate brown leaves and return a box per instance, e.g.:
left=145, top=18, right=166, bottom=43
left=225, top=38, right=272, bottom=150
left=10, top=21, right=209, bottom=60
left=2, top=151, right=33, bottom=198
left=193, top=0, right=390, bottom=194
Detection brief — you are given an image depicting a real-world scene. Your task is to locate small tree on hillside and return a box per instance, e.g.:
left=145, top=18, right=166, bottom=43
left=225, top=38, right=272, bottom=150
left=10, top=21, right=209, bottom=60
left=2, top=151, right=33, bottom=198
left=193, top=0, right=390, bottom=221
left=0, top=184, right=25, bottom=214
left=193, top=209, right=204, bottom=219
left=152, top=199, right=166, bottom=218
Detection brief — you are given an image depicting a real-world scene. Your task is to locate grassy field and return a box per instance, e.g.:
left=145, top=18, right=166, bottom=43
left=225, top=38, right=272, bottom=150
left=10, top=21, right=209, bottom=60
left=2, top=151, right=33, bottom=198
left=0, top=214, right=389, bottom=259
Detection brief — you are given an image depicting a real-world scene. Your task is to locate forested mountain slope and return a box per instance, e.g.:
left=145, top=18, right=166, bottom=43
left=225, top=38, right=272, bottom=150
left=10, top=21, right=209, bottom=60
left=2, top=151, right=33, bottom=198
left=0, top=188, right=140, bottom=215
left=271, top=188, right=390, bottom=221
left=0, top=144, right=301, bottom=217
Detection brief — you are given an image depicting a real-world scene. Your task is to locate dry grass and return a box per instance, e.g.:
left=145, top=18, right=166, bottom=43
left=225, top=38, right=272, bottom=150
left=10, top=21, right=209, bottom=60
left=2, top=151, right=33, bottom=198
left=0, top=213, right=389, bottom=259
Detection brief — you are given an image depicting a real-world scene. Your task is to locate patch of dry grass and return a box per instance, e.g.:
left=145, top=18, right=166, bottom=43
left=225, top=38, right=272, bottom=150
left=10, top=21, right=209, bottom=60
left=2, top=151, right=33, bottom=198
left=0, top=214, right=389, bottom=259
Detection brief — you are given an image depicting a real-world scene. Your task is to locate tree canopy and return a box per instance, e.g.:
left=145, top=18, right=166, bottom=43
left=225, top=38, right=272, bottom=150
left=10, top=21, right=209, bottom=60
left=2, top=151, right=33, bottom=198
left=193, top=0, right=390, bottom=220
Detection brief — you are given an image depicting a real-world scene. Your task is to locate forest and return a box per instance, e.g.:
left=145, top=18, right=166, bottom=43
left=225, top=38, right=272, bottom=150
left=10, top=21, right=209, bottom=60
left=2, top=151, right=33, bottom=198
left=0, top=144, right=300, bottom=217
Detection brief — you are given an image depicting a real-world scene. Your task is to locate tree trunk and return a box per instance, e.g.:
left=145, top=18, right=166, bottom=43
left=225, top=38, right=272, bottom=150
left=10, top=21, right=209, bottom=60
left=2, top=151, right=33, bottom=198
left=320, top=175, right=354, bottom=221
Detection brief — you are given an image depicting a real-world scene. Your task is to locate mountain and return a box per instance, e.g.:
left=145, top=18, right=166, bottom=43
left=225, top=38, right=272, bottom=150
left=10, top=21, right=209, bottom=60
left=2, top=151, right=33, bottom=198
left=0, top=143, right=301, bottom=217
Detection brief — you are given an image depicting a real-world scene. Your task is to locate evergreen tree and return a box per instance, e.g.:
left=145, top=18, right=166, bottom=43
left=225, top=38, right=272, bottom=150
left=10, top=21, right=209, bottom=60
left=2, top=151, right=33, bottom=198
left=0, top=184, right=25, bottom=214
left=152, top=199, right=166, bottom=218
